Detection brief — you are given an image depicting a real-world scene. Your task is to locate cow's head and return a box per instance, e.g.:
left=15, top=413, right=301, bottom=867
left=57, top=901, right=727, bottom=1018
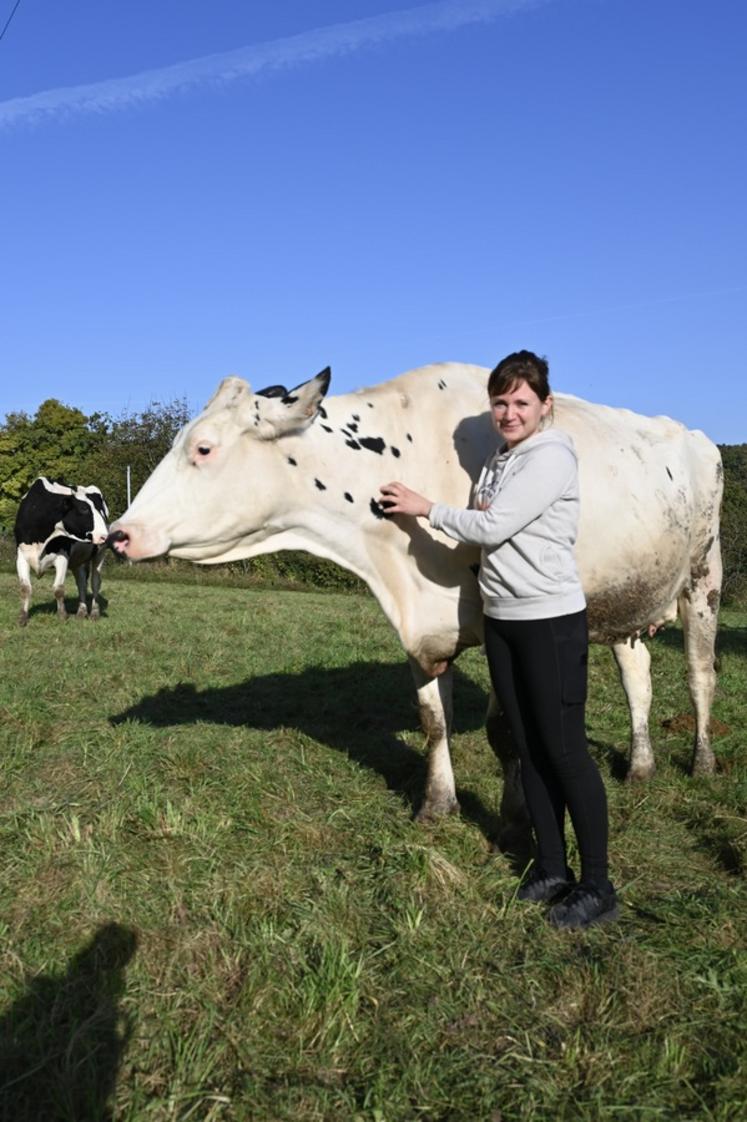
left=109, top=368, right=330, bottom=562
left=63, top=487, right=110, bottom=545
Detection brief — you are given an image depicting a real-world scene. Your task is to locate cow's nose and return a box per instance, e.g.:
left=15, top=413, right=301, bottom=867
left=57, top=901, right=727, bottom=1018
left=107, top=529, right=130, bottom=554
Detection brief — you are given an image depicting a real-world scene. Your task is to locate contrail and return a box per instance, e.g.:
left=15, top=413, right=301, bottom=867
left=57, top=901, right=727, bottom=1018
left=0, top=0, right=548, bottom=128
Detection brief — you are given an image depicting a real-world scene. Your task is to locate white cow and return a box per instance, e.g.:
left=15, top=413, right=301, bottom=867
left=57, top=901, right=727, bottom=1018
left=109, top=364, right=722, bottom=837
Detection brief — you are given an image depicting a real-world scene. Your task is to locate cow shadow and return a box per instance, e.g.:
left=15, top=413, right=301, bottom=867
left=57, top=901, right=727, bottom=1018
left=0, top=923, right=137, bottom=1122
left=111, top=661, right=505, bottom=844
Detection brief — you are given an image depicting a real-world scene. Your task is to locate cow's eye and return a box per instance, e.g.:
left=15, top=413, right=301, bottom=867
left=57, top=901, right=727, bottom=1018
left=196, top=445, right=211, bottom=457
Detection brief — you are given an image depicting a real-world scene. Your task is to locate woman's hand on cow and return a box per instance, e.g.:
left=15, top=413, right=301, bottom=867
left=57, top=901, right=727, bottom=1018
left=379, top=481, right=433, bottom=518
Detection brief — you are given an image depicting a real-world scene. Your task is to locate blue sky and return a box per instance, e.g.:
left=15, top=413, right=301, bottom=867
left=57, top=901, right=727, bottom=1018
left=1, top=0, right=745, bottom=443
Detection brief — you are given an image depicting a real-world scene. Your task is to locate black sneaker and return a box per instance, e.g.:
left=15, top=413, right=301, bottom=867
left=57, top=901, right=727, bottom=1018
left=547, top=881, right=619, bottom=929
left=517, top=866, right=575, bottom=904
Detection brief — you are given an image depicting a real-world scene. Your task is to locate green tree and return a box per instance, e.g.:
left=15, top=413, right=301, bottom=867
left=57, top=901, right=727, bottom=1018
left=0, top=397, right=191, bottom=532
left=81, top=399, right=191, bottom=519
left=0, top=400, right=106, bottom=530
left=719, top=443, right=747, bottom=605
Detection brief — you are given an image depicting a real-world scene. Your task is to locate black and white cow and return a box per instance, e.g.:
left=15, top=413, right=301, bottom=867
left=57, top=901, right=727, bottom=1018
left=15, top=476, right=110, bottom=626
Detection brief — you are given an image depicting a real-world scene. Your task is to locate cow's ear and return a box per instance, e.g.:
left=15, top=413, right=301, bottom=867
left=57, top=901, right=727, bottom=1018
left=249, top=367, right=331, bottom=440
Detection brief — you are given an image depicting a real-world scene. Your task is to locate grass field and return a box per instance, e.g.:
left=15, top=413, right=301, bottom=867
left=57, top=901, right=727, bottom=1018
left=0, top=569, right=745, bottom=1121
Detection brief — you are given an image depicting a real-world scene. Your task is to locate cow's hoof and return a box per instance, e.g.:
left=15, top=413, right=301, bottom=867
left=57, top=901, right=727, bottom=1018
left=692, top=755, right=716, bottom=777
left=89, top=608, right=100, bottom=621
left=76, top=606, right=88, bottom=619
left=626, top=765, right=655, bottom=783
left=18, top=613, right=28, bottom=628
left=415, top=797, right=460, bottom=823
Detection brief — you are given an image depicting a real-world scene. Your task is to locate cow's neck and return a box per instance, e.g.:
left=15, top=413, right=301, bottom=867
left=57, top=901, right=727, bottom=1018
left=246, top=399, right=410, bottom=628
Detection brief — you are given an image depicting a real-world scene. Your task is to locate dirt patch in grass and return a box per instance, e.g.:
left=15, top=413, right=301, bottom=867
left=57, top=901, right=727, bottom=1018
left=661, top=712, right=731, bottom=736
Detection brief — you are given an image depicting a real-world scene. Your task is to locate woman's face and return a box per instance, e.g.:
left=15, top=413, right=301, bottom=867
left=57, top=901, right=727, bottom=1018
left=490, top=379, right=553, bottom=448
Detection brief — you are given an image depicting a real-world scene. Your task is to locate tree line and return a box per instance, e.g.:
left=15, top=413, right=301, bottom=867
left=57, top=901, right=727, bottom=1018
left=0, top=397, right=191, bottom=529
left=0, top=398, right=745, bottom=603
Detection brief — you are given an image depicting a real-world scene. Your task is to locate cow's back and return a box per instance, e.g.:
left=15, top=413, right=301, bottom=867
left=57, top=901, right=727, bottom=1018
left=551, top=395, right=722, bottom=641
left=14, top=477, right=71, bottom=546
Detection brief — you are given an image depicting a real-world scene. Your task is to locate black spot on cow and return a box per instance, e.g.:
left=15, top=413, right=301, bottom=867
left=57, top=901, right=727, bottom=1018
left=347, top=422, right=359, bottom=433
left=322, top=424, right=333, bottom=433
left=318, top=406, right=328, bottom=419
left=666, top=466, right=673, bottom=481
left=282, top=394, right=298, bottom=405
left=88, top=491, right=108, bottom=518
left=346, top=439, right=361, bottom=451
left=437, top=379, right=447, bottom=390
left=287, top=456, right=297, bottom=467
left=257, top=385, right=288, bottom=399
left=359, top=436, right=386, bottom=455
left=344, top=492, right=354, bottom=503
left=315, top=478, right=327, bottom=491
left=391, top=446, right=401, bottom=458
left=367, top=402, right=374, bottom=409
left=370, top=498, right=394, bottom=520
left=352, top=414, right=360, bottom=422
left=42, top=535, right=76, bottom=559
left=469, top=563, right=480, bottom=577
left=406, top=433, right=413, bottom=443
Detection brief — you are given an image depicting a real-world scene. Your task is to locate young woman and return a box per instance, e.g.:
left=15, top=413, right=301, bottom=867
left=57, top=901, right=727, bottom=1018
left=380, top=351, right=618, bottom=930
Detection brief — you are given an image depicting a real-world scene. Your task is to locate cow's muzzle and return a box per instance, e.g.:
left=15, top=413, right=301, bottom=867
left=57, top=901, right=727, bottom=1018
left=107, top=529, right=130, bottom=555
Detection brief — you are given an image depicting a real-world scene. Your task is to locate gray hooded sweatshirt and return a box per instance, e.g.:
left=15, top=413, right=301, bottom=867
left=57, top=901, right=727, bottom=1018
left=428, top=428, right=586, bottom=621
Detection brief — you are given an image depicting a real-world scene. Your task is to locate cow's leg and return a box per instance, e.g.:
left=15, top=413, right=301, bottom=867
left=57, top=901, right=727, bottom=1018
left=52, top=555, right=69, bottom=619
left=612, top=639, right=654, bottom=780
left=679, top=542, right=722, bottom=776
left=408, top=658, right=459, bottom=820
left=485, top=688, right=530, bottom=850
left=75, top=564, right=89, bottom=618
left=16, top=549, right=32, bottom=627
left=89, top=554, right=104, bottom=620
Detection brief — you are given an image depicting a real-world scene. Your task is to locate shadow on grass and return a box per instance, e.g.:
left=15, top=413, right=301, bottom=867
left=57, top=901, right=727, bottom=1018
left=0, top=923, right=137, bottom=1122
left=22, top=593, right=110, bottom=623
left=588, top=737, right=629, bottom=782
left=111, top=661, right=507, bottom=844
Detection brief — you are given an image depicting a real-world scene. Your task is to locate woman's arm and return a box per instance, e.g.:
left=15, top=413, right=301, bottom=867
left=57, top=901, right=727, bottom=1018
left=381, top=443, right=577, bottom=547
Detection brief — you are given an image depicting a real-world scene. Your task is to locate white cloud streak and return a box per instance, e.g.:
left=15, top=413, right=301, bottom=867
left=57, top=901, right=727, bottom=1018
left=0, top=0, right=547, bottom=128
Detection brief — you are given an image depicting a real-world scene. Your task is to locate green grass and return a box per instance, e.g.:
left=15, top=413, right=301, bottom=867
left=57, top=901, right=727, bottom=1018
left=0, top=571, right=745, bottom=1121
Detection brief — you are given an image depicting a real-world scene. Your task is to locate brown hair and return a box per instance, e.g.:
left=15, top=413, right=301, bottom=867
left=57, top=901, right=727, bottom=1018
left=487, top=350, right=551, bottom=402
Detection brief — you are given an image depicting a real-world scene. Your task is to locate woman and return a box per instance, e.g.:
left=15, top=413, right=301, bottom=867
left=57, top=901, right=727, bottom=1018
left=380, top=350, right=618, bottom=930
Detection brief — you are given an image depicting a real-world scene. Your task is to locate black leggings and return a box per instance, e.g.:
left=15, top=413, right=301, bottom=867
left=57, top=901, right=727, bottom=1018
left=484, top=610, right=610, bottom=886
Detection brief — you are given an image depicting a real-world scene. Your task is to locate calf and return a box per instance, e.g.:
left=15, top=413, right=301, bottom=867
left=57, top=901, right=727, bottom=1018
left=15, top=477, right=110, bottom=626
